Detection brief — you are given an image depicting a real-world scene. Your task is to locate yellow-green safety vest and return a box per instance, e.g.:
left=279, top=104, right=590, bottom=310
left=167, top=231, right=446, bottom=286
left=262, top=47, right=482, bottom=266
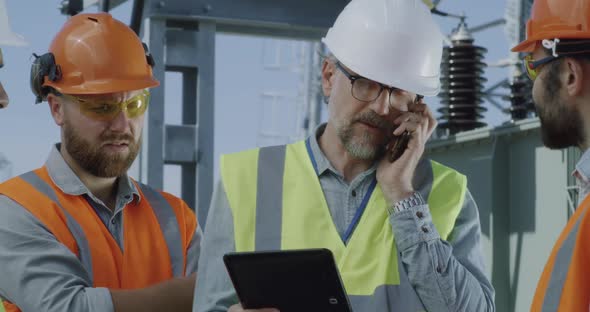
left=221, top=140, right=466, bottom=311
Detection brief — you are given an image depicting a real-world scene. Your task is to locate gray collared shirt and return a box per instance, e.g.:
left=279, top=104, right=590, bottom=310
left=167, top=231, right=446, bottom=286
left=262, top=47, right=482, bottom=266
left=573, top=148, right=590, bottom=206
left=193, top=124, right=495, bottom=312
left=0, top=144, right=201, bottom=312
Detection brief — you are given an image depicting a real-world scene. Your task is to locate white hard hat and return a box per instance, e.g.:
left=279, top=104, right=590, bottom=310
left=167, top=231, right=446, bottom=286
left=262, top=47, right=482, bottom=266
left=0, top=0, right=27, bottom=46
left=322, top=0, right=443, bottom=96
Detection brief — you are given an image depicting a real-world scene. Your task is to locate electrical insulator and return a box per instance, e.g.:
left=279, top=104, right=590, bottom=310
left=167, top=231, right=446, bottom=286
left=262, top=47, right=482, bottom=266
left=505, top=74, right=535, bottom=121
left=438, top=20, right=488, bottom=134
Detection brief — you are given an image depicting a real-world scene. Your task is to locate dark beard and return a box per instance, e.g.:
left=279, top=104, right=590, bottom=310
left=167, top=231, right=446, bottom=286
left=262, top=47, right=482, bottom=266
left=536, top=61, right=585, bottom=149
left=63, top=119, right=140, bottom=178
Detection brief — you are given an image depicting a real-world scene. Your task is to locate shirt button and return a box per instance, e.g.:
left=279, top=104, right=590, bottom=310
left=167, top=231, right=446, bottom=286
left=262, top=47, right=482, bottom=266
left=351, top=190, right=357, bottom=197
left=416, top=211, right=424, bottom=219
left=421, top=226, right=429, bottom=233
left=111, top=219, right=116, bottom=225
left=124, top=195, right=131, bottom=199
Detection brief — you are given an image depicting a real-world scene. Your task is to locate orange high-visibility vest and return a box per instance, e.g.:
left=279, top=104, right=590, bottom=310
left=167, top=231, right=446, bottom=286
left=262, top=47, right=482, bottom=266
left=531, top=194, right=590, bottom=311
left=0, top=167, right=197, bottom=312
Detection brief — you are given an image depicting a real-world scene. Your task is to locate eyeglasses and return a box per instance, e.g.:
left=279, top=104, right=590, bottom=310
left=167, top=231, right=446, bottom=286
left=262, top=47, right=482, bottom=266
left=62, top=90, right=150, bottom=121
left=522, top=54, right=561, bottom=81
left=334, top=62, right=421, bottom=110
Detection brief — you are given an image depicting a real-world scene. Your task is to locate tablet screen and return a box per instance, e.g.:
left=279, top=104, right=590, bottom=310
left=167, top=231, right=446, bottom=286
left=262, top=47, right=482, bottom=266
left=223, top=248, right=352, bottom=312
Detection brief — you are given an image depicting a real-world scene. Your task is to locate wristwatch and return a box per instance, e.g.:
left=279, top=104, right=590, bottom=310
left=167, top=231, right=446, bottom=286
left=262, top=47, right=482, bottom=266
left=387, top=192, right=425, bottom=215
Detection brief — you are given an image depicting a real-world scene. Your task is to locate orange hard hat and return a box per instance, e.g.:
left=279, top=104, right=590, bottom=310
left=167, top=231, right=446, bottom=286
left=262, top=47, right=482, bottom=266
left=512, top=0, right=590, bottom=52
left=42, top=12, right=159, bottom=95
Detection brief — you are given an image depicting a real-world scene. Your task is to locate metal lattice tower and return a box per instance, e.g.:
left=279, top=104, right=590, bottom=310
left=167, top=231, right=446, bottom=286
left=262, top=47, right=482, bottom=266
left=256, top=39, right=318, bottom=147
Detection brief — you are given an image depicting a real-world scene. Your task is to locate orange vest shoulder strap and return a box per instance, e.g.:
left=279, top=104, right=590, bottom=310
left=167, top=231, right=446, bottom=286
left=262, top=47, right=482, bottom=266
left=532, top=195, right=590, bottom=311
left=126, top=181, right=196, bottom=278
left=0, top=168, right=78, bottom=255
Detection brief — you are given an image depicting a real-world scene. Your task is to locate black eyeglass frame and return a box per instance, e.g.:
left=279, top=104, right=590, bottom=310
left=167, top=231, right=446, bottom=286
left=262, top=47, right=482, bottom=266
left=334, top=61, right=423, bottom=107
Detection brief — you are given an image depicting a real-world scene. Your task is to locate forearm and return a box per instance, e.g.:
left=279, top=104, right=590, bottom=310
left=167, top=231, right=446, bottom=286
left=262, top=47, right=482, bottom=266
left=194, top=180, right=240, bottom=312
left=111, top=274, right=196, bottom=312
left=400, top=235, right=494, bottom=311
left=391, top=203, right=494, bottom=311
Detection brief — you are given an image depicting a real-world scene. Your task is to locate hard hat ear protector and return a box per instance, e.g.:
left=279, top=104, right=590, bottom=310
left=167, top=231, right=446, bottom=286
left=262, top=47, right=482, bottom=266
left=143, top=42, right=155, bottom=67
left=30, top=52, right=61, bottom=104
left=30, top=42, right=155, bottom=104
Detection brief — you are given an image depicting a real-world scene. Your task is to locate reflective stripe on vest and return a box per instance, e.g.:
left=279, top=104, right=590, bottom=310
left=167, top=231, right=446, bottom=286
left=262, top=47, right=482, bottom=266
left=19, top=170, right=95, bottom=280
left=531, top=194, right=590, bottom=311
left=0, top=167, right=190, bottom=311
left=221, top=140, right=466, bottom=312
left=138, top=183, right=185, bottom=278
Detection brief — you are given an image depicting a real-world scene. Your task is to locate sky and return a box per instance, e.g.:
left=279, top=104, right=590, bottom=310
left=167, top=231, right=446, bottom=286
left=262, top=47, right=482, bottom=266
left=0, top=0, right=515, bottom=197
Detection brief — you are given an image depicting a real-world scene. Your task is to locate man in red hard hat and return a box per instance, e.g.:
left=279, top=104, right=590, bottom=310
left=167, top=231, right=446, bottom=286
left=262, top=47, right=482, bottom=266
left=0, top=13, right=200, bottom=312
left=513, top=0, right=590, bottom=310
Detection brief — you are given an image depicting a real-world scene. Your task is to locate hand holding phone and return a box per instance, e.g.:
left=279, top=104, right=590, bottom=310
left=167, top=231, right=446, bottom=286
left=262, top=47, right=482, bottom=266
left=388, top=131, right=411, bottom=162
left=387, top=95, right=424, bottom=163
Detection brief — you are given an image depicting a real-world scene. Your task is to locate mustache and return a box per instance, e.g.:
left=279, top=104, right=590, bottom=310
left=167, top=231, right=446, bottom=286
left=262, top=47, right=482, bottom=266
left=100, top=132, right=135, bottom=143
left=353, top=111, right=392, bottom=131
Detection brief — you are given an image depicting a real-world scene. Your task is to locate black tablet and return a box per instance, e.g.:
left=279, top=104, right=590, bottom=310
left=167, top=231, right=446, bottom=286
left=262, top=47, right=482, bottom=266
left=223, top=248, right=352, bottom=312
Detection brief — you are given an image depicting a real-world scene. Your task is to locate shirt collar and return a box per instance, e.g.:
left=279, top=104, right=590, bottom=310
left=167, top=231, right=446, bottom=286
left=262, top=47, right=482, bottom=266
left=573, top=148, right=590, bottom=184
left=308, top=124, right=336, bottom=176
left=45, top=143, right=140, bottom=202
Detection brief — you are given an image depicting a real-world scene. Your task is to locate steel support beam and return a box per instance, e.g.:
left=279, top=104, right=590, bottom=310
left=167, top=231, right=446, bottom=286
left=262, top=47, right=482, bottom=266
left=144, top=16, right=215, bottom=228
left=146, top=18, right=166, bottom=190
left=193, top=21, right=215, bottom=228
left=145, top=0, right=348, bottom=39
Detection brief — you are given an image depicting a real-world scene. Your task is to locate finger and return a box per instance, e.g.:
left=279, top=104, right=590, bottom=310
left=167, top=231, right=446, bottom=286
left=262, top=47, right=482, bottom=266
left=420, top=112, right=430, bottom=138
left=390, top=132, right=424, bottom=164
left=424, top=106, right=437, bottom=137
left=393, top=114, right=426, bottom=135
left=393, top=122, right=421, bottom=136
left=410, top=102, right=428, bottom=114
left=234, top=306, right=280, bottom=312
left=228, top=304, right=243, bottom=312
left=393, top=112, right=412, bottom=125
left=394, top=112, right=424, bottom=126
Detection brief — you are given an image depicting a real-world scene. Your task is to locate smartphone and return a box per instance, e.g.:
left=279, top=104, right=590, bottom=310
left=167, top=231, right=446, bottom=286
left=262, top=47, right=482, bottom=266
left=387, top=95, right=424, bottom=163
left=388, top=131, right=411, bottom=162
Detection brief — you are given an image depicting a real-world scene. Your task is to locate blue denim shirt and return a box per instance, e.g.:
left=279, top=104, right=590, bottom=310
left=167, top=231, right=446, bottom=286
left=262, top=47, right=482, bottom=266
left=0, top=144, right=201, bottom=312
left=193, top=124, right=495, bottom=312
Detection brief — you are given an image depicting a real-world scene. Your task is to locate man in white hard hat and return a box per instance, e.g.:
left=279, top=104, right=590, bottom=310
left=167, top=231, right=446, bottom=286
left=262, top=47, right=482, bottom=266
left=193, top=0, right=495, bottom=311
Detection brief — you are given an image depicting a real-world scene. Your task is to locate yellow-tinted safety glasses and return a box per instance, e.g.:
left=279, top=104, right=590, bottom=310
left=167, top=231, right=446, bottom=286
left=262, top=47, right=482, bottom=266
left=522, top=54, right=561, bottom=81
left=63, top=90, right=150, bottom=121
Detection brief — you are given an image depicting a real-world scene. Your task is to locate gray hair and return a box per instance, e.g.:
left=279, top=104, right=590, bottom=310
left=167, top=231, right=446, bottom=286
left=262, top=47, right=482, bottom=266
left=318, top=45, right=340, bottom=104
left=318, top=42, right=338, bottom=63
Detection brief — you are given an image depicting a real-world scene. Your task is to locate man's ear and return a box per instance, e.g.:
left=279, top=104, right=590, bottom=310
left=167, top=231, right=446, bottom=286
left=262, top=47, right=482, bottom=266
left=321, top=59, right=335, bottom=100
left=564, top=57, right=585, bottom=98
left=47, top=93, right=65, bottom=126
